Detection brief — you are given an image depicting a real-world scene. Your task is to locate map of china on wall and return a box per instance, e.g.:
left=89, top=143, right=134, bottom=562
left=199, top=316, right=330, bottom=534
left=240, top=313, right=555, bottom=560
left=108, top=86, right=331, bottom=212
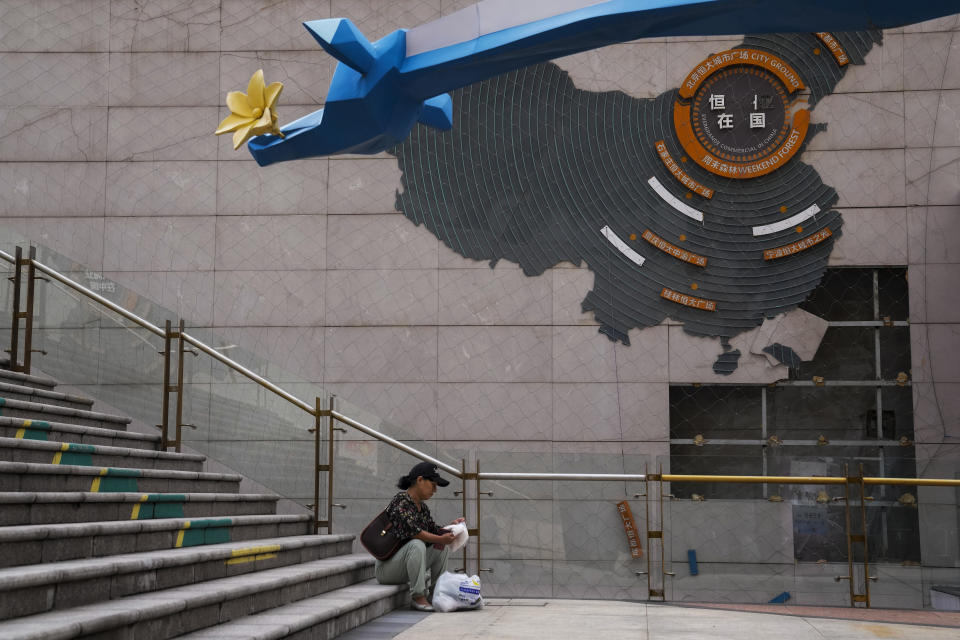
left=391, top=31, right=880, bottom=373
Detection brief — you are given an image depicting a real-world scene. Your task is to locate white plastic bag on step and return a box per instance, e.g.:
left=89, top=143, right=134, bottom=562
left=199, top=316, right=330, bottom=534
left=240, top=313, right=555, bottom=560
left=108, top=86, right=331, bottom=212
left=444, top=521, right=469, bottom=552
left=432, top=571, right=483, bottom=612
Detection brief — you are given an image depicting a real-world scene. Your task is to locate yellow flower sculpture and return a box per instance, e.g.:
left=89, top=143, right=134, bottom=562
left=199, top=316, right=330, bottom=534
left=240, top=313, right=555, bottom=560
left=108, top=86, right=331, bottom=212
left=216, top=69, right=284, bottom=150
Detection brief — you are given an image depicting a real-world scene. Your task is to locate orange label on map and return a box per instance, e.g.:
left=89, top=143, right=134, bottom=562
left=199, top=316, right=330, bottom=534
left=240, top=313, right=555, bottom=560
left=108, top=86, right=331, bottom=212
left=763, top=227, right=833, bottom=260
left=678, top=48, right=804, bottom=99
left=660, top=287, right=717, bottom=312
left=654, top=140, right=714, bottom=198
left=617, top=501, right=643, bottom=559
left=642, top=229, right=707, bottom=267
left=815, top=33, right=849, bottom=66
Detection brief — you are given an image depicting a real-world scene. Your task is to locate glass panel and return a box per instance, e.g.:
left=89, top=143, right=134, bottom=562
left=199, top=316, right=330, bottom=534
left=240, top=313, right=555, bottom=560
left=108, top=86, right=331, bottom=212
left=669, top=448, right=764, bottom=499
left=768, top=386, right=878, bottom=440
left=880, top=326, right=911, bottom=380
left=791, top=327, right=875, bottom=380
left=31, top=276, right=166, bottom=426
left=878, top=267, right=909, bottom=320
left=800, top=268, right=874, bottom=321
left=880, top=386, right=914, bottom=441
left=669, top=386, right=762, bottom=439
left=0, top=255, right=13, bottom=363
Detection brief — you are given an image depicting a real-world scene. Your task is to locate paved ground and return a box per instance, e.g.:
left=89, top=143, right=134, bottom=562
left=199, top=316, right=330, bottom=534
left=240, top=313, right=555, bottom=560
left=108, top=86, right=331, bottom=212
left=378, top=599, right=960, bottom=640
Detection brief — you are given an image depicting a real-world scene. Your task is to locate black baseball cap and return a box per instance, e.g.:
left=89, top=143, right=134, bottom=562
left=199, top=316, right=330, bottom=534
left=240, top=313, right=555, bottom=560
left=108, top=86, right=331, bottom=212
left=407, top=461, right=450, bottom=487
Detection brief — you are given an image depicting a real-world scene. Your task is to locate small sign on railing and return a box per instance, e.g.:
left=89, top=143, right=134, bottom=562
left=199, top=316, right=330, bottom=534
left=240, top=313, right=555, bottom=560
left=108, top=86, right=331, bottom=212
left=617, top=500, right=643, bottom=559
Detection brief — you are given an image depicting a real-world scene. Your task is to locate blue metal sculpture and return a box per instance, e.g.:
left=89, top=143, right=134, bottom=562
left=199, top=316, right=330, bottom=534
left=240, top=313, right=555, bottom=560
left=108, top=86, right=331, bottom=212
left=246, top=0, right=959, bottom=165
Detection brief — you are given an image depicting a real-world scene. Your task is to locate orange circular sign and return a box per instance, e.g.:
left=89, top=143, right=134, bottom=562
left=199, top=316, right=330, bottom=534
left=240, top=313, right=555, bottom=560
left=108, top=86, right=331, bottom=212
left=673, top=49, right=808, bottom=179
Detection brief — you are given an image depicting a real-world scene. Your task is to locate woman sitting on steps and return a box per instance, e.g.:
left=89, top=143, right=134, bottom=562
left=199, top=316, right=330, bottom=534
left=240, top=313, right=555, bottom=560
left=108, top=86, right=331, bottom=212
left=374, top=461, right=465, bottom=612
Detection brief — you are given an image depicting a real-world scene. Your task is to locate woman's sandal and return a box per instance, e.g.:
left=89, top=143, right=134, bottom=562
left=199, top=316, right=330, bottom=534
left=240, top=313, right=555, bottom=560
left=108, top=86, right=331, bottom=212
left=411, top=600, right=434, bottom=612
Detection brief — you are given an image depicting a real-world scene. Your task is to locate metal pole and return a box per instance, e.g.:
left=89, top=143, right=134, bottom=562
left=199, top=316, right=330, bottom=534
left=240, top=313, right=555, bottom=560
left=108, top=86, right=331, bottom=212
left=327, top=395, right=335, bottom=534
left=461, top=458, right=468, bottom=573
left=476, top=460, right=492, bottom=574
left=313, top=397, right=322, bottom=534
left=160, top=319, right=172, bottom=450
left=22, top=246, right=36, bottom=374
left=859, top=463, right=873, bottom=608
left=842, top=463, right=855, bottom=605
left=174, top=319, right=186, bottom=453
left=9, top=246, right=22, bottom=371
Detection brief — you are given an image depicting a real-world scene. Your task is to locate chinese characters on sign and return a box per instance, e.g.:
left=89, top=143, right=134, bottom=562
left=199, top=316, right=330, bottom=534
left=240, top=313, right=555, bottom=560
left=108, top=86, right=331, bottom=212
left=642, top=229, right=708, bottom=267
left=763, top=227, right=833, bottom=260
left=709, top=93, right=771, bottom=130
left=814, top=32, right=850, bottom=66
left=654, top=140, right=714, bottom=198
left=617, top=501, right=643, bottom=559
left=660, top=287, right=717, bottom=312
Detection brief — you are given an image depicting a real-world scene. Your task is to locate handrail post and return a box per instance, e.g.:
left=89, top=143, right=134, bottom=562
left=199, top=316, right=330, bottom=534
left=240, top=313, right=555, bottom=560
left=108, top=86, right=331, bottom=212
left=8, top=246, right=22, bottom=371
left=22, top=246, right=37, bottom=374
left=476, top=460, right=492, bottom=575
left=312, top=396, right=322, bottom=534
left=839, top=463, right=874, bottom=607
left=327, top=394, right=336, bottom=534
left=460, top=458, right=467, bottom=574
left=159, top=319, right=173, bottom=450
left=173, top=319, right=186, bottom=453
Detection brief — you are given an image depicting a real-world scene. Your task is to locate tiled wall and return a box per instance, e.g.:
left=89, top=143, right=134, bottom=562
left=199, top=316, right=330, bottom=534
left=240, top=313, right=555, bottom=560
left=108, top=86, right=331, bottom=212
left=0, top=0, right=958, bottom=600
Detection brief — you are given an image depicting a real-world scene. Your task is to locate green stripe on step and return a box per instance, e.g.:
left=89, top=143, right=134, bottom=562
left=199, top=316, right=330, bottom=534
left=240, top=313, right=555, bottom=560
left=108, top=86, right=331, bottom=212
left=59, top=452, right=93, bottom=466
left=104, top=468, right=141, bottom=477
left=192, top=518, right=232, bottom=529
left=145, top=494, right=186, bottom=502
left=99, top=476, right=139, bottom=492
left=65, top=443, right=96, bottom=453
left=154, top=502, right=184, bottom=518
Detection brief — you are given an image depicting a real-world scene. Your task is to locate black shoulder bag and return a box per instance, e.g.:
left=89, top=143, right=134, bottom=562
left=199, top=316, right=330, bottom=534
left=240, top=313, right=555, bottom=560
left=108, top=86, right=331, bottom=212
left=360, top=509, right=407, bottom=560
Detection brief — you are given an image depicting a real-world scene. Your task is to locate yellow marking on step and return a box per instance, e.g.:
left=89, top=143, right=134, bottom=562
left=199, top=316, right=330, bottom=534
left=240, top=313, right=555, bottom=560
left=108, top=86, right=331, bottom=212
left=23, top=420, right=31, bottom=426
left=226, top=553, right=278, bottom=566
left=231, top=544, right=282, bottom=557
left=15, top=428, right=25, bottom=438
left=90, top=468, right=108, bottom=492
left=225, top=544, right=282, bottom=565
left=130, top=494, right=150, bottom=520
left=175, top=521, right=191, bottom=548
left=51, top=442, right=70, bottom=464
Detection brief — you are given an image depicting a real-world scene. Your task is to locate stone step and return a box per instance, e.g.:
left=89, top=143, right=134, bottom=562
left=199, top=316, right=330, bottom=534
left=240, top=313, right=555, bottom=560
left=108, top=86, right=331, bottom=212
left=178, top=580, right=408, bottom=640
left=0, top=397, right=131, bottom=430
left=0, top=416, right=160, bottom=451
left=0, top=534, right=355, bottom=621
left=0, top=436, right=204, bottom=472
left=0, top=553, right=375, bottom=640
left=0, top=368, right=57, bottom=391
left=0, top=491, right=279, bottom=526
left=0, top=381, right=93, bottom=411
left=0, top=514, right=313, bottom=568
left=0, top=461, right=241, bottom=494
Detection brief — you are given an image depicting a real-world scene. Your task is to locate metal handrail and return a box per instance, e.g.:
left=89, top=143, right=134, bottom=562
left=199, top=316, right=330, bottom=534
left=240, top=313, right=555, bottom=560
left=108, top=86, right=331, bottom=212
left=330, top=410, right=461, bottom=476
left=5, top=246, right=959, bottom=489
left=5, top=247, right=960, bottom=504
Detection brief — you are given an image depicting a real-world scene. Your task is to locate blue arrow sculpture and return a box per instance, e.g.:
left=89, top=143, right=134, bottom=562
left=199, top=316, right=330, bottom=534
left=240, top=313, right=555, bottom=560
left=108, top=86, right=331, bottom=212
left=247, top=0, right=959, bottom=165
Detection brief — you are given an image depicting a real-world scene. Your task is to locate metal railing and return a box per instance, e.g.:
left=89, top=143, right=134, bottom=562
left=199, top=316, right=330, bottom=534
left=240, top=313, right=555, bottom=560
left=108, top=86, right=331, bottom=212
left=3, top=245, right=959, bottom=607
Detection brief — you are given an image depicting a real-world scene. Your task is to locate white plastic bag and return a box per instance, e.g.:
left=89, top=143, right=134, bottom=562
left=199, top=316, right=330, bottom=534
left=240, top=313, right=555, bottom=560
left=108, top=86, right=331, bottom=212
left=432, top=571, right=483, bottom=612
left=444, top=522, right=469, bottom=552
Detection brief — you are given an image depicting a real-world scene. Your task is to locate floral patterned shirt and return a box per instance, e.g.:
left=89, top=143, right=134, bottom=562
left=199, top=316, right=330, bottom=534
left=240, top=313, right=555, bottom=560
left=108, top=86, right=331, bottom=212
left=385, top=491, right=444, bottom=541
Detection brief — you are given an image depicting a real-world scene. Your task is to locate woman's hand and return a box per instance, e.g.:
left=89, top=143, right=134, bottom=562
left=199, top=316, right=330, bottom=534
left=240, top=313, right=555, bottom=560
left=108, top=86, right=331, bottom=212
left=450, top=517, right=466, bottom=525
left=436, top=531, right=456, bottom=545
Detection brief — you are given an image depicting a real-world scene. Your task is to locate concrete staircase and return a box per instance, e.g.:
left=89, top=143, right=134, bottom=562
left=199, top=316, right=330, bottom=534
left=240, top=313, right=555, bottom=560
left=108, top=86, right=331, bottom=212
left=0, top=366, right=407, bottom=639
